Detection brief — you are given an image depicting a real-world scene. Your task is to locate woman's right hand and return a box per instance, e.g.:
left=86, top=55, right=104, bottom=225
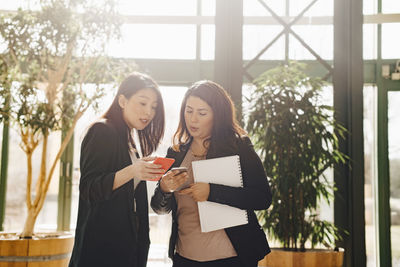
left=130, top=157, right=165, bottom=181
left=160, top=169, right=188, bottom=193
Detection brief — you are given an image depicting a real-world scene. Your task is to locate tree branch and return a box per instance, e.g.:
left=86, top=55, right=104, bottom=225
left=33, top=135, right=48, bottom=208
left=37, top=110, right=83, bottom=211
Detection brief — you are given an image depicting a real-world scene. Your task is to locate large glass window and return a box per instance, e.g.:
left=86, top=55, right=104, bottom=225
left=244, top=0, right=285, bottom=17
left=382, top=23, right=400, bottom=59
left=382, top=0, right=400, bottom=14
left=362, top=0, right=400, bottom=264
left=4, top=130, right=61, bottom=232
left=242, top=0, right=344, bottom=255
left=201, top=0, right=215, bottom=16
left=108, top=24, right=197, bottom=59
left=201, top=25, right=215, bottom=60
left=364, top=0, right=377, bottom=15
left=289, top=25, right=333, bottom=60
left=363, top=86, right=378, bottom=267
left=243, top=0, right=334, bottom=62
left=116, top=0, right=197, bottom=16
left=363, top=24, right=378, bottom=60
left=243, top=25, right=285, bottom=60
left=2, top=0, right=399, bottom=266
left=388, top=91, right=400, bottom=267
left=289, top=0, right=333, bottom=17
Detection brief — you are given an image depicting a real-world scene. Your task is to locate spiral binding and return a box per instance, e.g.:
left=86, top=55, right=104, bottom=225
left=236, top=155, right=248, bottom=222
left=236, top=155, right=244, bottom=187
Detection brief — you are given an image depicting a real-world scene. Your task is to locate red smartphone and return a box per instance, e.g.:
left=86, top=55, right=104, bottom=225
left=149, top=157, right=175, bottom=181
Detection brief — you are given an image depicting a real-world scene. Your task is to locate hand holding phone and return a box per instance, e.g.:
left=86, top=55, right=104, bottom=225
left=160, top=167, right=189, bottom=192
left=171, top=167, right=188, bottom=176
left=171, top=167, right=189, bottom=190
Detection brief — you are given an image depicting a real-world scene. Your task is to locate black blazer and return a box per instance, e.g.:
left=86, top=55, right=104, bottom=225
left=69, top=121, right=150, bottom=267
left=151, top=136, right=271, bottom=266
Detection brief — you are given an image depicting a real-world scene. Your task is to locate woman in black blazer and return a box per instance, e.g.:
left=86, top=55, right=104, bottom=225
left=151, top=81, right=272, bottom=267
left=69, top=72, right=165, bottom=267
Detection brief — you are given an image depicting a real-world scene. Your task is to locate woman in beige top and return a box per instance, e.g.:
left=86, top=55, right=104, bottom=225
left=151, top=81, right=272, bottom=267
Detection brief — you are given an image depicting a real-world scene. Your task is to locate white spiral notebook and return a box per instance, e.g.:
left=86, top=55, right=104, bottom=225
left=192, top=155, right=248, bottom=232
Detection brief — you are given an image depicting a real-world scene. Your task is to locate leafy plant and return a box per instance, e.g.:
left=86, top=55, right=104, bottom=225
left=246, top=62, right=347, bottom=251
left=0, top=0, right=131, bottom=238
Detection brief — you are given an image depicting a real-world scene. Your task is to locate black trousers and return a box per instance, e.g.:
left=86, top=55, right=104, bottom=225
left=172, top=254, right=246, bottom=267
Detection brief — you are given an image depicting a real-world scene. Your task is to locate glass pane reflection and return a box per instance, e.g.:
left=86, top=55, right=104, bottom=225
left=383, top=0, right=400, bottom=14
left=108, top=24, right=197, bottom=59
left=289, top=25, right=333, bottom=60
left=388, top=91, right=400, bottom=267
left=243, top=25, right=285, bottom=60
left=244, top=0, right=285, bottom=17
left=382, top=24, right=400, bottom=59
left=364, top=86, right=378, bottom=267
left=289, top=0, right=333, bottom=17
left=363, top=24, right=377, bottom=60
left=117, top=0, right=196, bottom=16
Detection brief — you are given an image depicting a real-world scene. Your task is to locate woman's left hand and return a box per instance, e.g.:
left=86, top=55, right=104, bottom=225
left=178, top=182, right=210, bottom=202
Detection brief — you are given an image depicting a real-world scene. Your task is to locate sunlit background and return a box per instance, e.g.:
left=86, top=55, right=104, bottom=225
left=1, top=0, right=400, bottom=266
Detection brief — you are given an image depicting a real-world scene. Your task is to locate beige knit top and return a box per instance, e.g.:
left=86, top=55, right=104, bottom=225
left=174, top=150, right=237, bottom=261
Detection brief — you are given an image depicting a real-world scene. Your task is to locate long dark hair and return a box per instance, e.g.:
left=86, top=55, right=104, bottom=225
left=173, top=80, right=246, bottom=155
left=102, top=72, right=165, bottom=156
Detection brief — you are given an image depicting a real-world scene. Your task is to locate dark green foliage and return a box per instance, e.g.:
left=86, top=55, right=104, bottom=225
left=246, top=62, right=347, bottom=251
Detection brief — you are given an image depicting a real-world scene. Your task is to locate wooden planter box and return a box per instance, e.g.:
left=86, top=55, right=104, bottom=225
left=0, top=233, right=74, bottom=267
left=258, top=248, right=344, bottom=267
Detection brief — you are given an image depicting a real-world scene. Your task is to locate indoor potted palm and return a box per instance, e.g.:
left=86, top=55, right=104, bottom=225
left=0, top=0, right=126, bottom=265
left=246, top=62, right=347, bottom=267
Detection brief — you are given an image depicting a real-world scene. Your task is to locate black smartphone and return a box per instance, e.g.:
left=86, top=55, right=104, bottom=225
left=171, top=167, right=188, bottom=176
